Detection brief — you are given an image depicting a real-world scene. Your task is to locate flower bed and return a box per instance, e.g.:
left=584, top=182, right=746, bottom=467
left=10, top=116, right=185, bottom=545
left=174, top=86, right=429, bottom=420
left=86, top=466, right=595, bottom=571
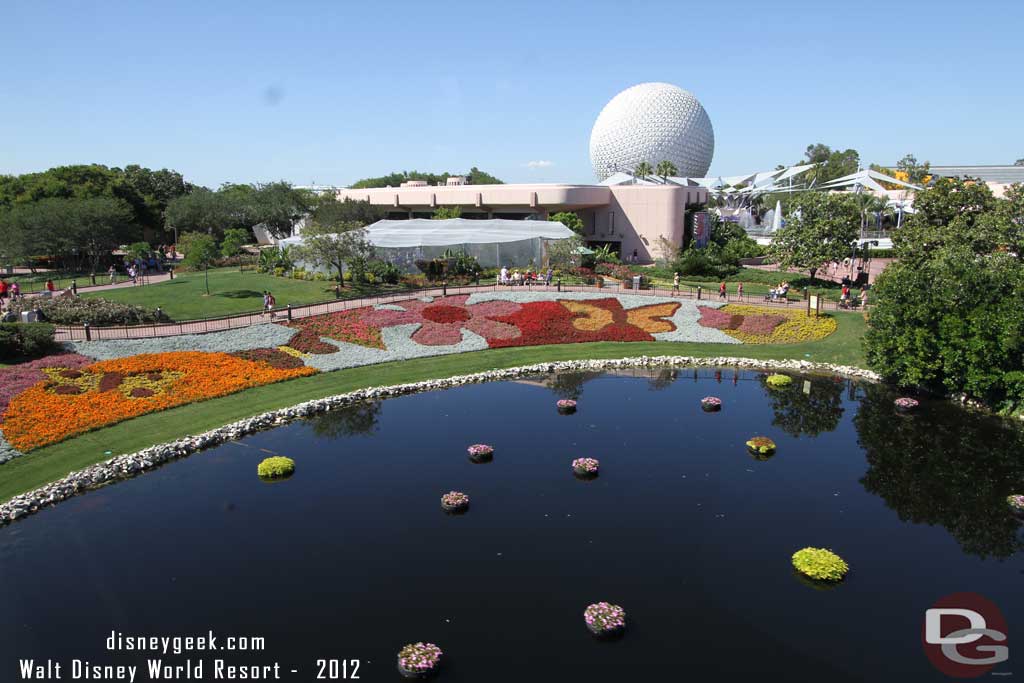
left=0, top=354, right=94, bottom=422
left=287, top=309, right=384, bottom=352
left=698, top=304, right=836, bottom=344
left=700, top=396, right=722, bottom=412
left=1, top=352, right=315, bottom=451
left=257, top=456, right=295, bottom=479
left=584, top=602, right=626, bottom=636
left=556, top=399, right=577, bottom=414
left=397, top=642, right=442, bottom=678
left=791, top=547, right=849, bottom=582
left=746, top=436, right=777, bottom=459
left=440, top=490, right=470, bottom=512
left=467, top=444, right=494, bottom=463
left=572, top=457, right=600, bottom=477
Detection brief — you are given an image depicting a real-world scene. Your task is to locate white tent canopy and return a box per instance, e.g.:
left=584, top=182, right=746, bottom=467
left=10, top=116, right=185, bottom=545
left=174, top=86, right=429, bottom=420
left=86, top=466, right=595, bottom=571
left=819, top=169, right=922, bottom=192
left=280, top=218, right=576, bottom=273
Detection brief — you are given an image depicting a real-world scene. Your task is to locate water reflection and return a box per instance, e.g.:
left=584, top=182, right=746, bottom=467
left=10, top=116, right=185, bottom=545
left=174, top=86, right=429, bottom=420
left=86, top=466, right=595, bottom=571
left=854, top=383, right=1024, bottom=559
left=759, top=374, right=846, bottom=437
left=544, top=371, right=602, bottom=400
left=309, top=401, right=382, bottom=438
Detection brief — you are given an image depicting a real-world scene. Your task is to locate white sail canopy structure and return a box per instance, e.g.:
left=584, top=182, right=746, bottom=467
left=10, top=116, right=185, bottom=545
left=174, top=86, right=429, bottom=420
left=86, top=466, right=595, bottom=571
left=280, top=218, right=576, bottom=273
left=819, top=169, right=922, bottom=192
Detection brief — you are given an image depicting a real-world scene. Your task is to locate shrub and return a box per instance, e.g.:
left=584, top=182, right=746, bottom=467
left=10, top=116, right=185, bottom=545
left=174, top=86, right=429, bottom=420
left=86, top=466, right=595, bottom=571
left=791, top=547, right=849, bottom=582
left=0, top=323, right=59, bottom=360
left=765, top=374, right=793, bottom=388
left=9, top=297, right=170, bottom=326
left=257, top=456, right=295, bottom=479
left=583, top=602, right=626, bottom=635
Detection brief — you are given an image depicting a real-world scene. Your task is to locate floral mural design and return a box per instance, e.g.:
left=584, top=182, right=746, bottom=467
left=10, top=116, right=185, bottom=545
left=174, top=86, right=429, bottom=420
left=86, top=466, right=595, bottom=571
left=360, top=294, right=522, bottom=346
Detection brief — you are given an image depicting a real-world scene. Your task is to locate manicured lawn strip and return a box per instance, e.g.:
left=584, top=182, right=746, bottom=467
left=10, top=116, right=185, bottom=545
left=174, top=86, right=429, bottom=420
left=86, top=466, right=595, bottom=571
left=80, top=267, right=411, bottom=320
left=0, top=312, right=865, bottom=503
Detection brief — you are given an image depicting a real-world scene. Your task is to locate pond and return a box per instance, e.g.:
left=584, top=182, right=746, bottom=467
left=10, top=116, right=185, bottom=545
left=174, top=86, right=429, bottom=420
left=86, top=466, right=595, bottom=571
left=1, top=369, right=1021, bottom=682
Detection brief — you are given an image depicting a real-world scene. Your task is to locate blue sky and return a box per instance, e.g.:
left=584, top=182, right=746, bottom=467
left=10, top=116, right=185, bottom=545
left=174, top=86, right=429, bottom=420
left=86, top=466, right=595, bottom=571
left=2, top=0, right=1021, bottom=188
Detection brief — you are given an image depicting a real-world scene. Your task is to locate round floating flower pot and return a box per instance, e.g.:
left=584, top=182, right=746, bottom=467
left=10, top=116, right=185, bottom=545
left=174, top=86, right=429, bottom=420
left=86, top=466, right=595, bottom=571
left=1007, top=494, right=1024, bottom=519
left=584, top=602, right=626, bottom=638
left=440, top=491, right=470, bottom=514
left=700, top=396, right=722, bottom=412
left=257, top=456, right=295, bottom=480
left=466, top=444, right=494, bottom=463
left=397, top=642, right=442, bottom=679
left=791, top=547, right=849, bottom=584
left=746, top=437, right=776, bottom=460
left=556, top=399, right=578, bottom=414
left=894, top=397, right=919, bottom=413
left=765, top=374, right=793, bottom=389
left=572, top=458, right=600, bottom=479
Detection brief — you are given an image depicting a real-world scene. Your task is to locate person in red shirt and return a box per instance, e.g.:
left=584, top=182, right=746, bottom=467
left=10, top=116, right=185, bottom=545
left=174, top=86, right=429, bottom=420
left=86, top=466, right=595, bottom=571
left=719, top=281, right=727, bottom=299
left=0, top=279, right=8, bottom=305
left=45, top=279, right=55, bottom=292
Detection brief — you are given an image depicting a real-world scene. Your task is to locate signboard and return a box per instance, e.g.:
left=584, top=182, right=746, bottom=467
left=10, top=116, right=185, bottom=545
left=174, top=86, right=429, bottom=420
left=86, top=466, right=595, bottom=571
left=692, top=212, right=711, bottom=249
left=808, top=294, right=820, bottom=318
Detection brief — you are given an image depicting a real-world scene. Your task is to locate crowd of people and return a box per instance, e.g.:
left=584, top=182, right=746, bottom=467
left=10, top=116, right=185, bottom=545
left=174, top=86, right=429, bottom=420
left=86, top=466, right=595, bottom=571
left=498, top=266, right=553, bottom=286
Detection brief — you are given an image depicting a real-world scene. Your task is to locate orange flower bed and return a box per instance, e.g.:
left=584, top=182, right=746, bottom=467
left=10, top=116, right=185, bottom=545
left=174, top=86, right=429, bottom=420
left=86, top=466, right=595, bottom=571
left=2, top=351, right=315, bottom=451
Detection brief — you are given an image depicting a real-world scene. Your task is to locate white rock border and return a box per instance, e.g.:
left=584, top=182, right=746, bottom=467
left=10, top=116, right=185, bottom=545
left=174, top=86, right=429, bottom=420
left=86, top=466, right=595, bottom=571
left=0, top=356, right=879, bottom=526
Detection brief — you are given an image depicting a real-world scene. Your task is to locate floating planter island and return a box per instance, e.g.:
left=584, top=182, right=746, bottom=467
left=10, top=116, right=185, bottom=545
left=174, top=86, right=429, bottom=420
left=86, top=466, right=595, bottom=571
left=700, top=396, right=722, bottom=412
left=256, top=456, right=295, bottom=480
left=791, top=547, right=849, bottom=583
left=397, top=642, right=442, bottom=678
left=466, top=444, right=494, bottom=463
left=765, top=374, right=793, bottom=388
left=572, top=457, right=600, bottom=479
left=894, top=397, right=920, bottom=413
left=584, top=602, right=626, bottom=637
left=746, top=437, right=776, bottom=459
left=441, top=491, right=470, bottom=513
left=556, top=399, right=578, bottom=414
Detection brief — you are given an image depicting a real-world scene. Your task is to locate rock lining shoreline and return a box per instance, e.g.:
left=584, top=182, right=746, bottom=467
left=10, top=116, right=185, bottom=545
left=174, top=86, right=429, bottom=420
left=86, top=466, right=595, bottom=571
left=0, top=356, right=879, bottom=526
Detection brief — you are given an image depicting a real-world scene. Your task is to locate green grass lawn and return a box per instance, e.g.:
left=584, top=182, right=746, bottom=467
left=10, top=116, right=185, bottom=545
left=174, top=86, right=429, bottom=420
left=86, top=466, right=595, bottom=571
left=0, top=312, right=866, bottom=503
left=81, top=268, right=410, bottom=320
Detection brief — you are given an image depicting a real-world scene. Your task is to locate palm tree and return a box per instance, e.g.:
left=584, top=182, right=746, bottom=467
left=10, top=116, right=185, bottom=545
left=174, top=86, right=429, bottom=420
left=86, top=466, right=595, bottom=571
left=634, top=161, right=653, bottom=180
left=656, top=160, right=678, bottom=180
left=852, top=192, right=888, bottom=237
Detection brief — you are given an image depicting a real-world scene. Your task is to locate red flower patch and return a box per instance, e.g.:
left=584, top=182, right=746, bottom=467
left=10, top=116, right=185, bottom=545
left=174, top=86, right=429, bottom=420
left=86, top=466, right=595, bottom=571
left=59, top=369, right=83, bottom=379
left=736, top=314, right=785, bottom=335
left=230, top=348, right=306, bottom=370
left=422, top=304, right=471, bottom=324
left=129, top=387, right=155, bottom=398
left=287, top=310, right=384, bottom=351
left=488, top=299, right=654, bottom=348
left=697, top=306, right=742, bottom=330
left=53, top=385, right=83, bottom=395
left=98, top=372, right=124, bottom=392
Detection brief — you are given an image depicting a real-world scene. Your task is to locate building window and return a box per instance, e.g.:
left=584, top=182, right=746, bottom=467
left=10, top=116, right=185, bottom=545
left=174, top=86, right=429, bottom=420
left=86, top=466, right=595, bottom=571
left=608, top=211, right=615, bottom=234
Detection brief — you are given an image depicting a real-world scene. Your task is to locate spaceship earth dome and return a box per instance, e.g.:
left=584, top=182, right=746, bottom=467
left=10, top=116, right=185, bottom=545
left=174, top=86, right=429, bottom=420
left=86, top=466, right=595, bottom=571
left=589, top=82, right=714, bottom=181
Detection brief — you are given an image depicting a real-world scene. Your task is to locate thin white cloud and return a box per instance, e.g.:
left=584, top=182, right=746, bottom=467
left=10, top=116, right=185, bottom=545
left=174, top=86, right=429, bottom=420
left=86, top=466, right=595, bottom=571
left=524, top=160, right=554, bottom=168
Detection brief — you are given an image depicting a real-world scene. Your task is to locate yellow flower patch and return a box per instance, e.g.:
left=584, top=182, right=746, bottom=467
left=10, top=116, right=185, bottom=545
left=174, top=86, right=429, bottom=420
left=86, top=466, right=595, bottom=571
left=720, top=304, right=837, bottom=344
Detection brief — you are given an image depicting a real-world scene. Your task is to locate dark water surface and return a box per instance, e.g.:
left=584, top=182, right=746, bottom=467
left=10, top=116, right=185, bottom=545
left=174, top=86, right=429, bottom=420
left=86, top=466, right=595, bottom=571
left=2, top=369, right=1022, bottom=682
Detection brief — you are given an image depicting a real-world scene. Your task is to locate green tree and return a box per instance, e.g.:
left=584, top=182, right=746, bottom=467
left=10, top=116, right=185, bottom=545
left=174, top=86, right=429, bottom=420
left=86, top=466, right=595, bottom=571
left=634, top=161, right=653, bottom=179
left=799, top=144, right=860, bottom=186
left=311, top=196, right=385, bottom=227
left=546, top=234, right=585, bottom=272
left=432, top=206, right=462, bottom=219
left=761, top=375, right=844, bottom=437
left=767, top=193, right=859, bottom=279
left=297, top=220, right=374, bottom=286
left=548, top=211, right=584, bottom=235
left=894, top=177, right=997, bottom=266
left=220, top=228, right=251, bottom=271
left=179, top=231, right=220, bottom=295
left=250, top=181, right=310, bottom=238
left=895, top=153, right=931, bottom=183
left=165, top=188, right=253, bottom=240
left=656, top=160, right=678, bottom=180
left=350, top=168, right=503, bottom=189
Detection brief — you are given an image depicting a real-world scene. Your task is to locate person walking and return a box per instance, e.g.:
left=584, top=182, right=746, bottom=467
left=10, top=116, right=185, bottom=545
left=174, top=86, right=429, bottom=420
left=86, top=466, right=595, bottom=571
left=108, top=265, right=117, bottom=285
left=9, top=281, right=20, bottom=301
left=0, top=278, right=7, bottom=306
left=736, top=282, right=744, bottom=299
left=719, top=281, right=727, bottom=299
left=840, top=284, right=850, bottom=308
left=45, top=279, right=55, bottom=293
left=262, top=291, right=271, bottom=315
left=672, top=272, right=680, bottom=295
left=859, top=285, right=868, bottom=310
left=266, top=291, right=276, bottom=318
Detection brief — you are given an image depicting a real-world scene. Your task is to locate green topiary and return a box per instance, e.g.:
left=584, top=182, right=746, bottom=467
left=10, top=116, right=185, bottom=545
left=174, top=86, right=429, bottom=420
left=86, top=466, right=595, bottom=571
left=765, top=374, right=793, bottom=388
left=257, top=456, right=295, bottom=479
left=791, top=547, right=849, bottom=582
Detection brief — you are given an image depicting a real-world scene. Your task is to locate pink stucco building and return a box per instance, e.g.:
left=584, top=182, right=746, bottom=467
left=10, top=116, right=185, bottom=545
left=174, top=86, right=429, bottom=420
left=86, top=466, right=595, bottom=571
left=334, top=183, right=708, bottom=262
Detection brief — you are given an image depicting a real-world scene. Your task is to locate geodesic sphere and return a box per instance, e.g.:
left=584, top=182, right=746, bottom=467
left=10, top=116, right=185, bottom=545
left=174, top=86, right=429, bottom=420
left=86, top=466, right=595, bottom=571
left=590, top=82, right=714, bottom=181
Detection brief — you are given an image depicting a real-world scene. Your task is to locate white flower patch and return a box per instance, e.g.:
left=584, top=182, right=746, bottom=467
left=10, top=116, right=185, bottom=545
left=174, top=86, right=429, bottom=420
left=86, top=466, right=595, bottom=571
left=373, top=304, right=408, bottom=311
left=302, top=324, right=489, bottom=372
left=0, top=430, right=22, bottom=465
left=66, top=323, right=297, bottom=360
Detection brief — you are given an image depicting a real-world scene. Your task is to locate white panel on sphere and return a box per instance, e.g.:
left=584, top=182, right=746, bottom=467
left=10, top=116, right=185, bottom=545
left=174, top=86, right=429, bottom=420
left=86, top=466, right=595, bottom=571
left=589, top=82, right=715, bottom=181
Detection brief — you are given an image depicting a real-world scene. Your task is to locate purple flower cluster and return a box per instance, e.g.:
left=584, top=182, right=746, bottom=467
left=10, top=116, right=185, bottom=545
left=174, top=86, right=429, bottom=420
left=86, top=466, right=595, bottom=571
left=1007, top=495, right=1024, bottom=512
left=556, top=399, right=577, bottom=409
left=701, top=396, right=722, bottom=407
left=397, top=642, right=442, bottom=676
left=894, top=397, right=919, bottom=410
left=584, top=602, right=626, bottom=634
left=441, top=491, right=470, bottom=509
left=572, top=457, right=600, bottom=475
left=467, top=444, right=493, bottom=457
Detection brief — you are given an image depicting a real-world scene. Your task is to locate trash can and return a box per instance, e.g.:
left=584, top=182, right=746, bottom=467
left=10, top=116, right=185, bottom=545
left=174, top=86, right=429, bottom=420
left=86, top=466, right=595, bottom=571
left=632, top=275, right=641, bottom=291
left=20, top=310, right=38, bottom=323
